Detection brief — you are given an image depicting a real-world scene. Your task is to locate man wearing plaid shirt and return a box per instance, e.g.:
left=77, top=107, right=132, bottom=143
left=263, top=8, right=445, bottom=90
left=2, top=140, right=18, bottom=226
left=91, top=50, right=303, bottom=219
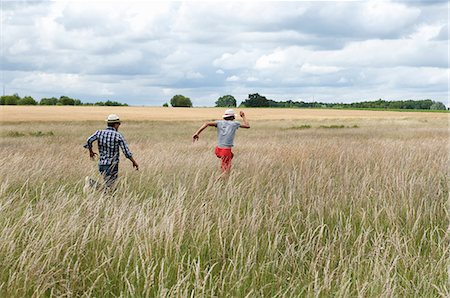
left=83, top=114, right=139, bottom=192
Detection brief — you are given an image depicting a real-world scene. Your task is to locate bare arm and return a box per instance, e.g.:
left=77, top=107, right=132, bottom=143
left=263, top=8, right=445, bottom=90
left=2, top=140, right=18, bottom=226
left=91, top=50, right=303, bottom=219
left=239, top=111, right=250, bottom=129
left=88, top=147, right=98, bottom=160
left=192, top=122, right=217, bottom=142
left=128, top=156, right=139, bottom=170
left=119, top=135, right=139, bottom=170
left=84, top=131, right=98, bottom=160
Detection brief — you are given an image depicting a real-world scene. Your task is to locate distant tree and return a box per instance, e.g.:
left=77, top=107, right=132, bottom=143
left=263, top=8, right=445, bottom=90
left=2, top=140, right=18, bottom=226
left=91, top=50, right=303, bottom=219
left=104, top=100, right=123, bottom=106
left=40, top=97, right=58, bottom=105
left=57, top=96, right=75, bottom=105
left=430, top=101, right=446, bottom=110
left=1, top=93, right=21, bottom=105
left=162, top=102, right=169, bottom=107
left=215, top=95, right=237, bottom=107
left=74, top=99, right=82, bottom=105
left=170, top=94, right=192, bottom=107
left=240, top=93, right=270, bottom=107
left=18, top=96, right=37, bottom=105
left=92, top=100, right=128, bottom=106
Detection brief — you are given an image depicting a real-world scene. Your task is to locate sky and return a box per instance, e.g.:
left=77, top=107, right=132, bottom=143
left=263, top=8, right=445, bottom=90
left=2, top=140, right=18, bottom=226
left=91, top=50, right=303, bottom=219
left=1, top=0, right=449, bottom=106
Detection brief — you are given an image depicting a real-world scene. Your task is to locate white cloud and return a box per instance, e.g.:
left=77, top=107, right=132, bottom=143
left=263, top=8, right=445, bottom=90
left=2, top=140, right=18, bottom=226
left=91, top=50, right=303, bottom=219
left=1, top=1, right=448, bottom=105
left=255, top=50, right=286, bottom=70
left=409, top=24, right=444, bottom=40
left=300, top=63, right=341, bottom=75
left=8, top=39, right=30, bottom=55
left=226, top=75, right=240, bottom=82
left=213, top=50, right=260, bottom=70
left=186, top=71, right=204, bottom=79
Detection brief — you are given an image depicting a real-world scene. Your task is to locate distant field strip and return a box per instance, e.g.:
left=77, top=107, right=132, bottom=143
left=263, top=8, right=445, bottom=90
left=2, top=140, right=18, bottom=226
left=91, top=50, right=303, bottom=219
left=1, top=106, right=448, bottom=122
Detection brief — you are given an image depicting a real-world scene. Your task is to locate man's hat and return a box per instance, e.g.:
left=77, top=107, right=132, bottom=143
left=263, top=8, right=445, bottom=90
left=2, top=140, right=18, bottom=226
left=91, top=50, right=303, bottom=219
left=106, top=114, right=120, bottom=123
left=222, top=109, right=236, bottom=118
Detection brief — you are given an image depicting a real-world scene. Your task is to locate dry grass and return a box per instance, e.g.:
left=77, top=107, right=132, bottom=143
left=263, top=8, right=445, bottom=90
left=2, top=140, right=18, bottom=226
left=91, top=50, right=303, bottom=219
left=0, top=109, right=448, bottom=297
left=0, top=106, right=448, bottom=122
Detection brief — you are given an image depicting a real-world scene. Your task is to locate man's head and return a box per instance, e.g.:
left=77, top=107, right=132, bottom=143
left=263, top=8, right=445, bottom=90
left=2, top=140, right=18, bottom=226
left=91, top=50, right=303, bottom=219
left=106, top=114, right=121, bottom=130
left=222, top=109, right=236, bottom=121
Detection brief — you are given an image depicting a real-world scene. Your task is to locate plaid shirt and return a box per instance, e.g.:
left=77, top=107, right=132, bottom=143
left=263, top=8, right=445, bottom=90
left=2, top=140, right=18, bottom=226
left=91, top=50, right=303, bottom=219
left=84, top=127, right=133, bottom=166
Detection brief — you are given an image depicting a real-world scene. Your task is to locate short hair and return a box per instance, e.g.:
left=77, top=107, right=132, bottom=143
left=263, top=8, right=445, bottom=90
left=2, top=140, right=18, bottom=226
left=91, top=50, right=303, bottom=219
left=107, top=122, right=120, bottom=127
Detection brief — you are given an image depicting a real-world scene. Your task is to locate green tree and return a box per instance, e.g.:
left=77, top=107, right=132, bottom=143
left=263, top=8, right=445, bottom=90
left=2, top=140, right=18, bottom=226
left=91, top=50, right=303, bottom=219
left=215, top=95, right=237, bottom=107
left=430, top=101, right=446, bottom=110
left=240, top=93, right=270, bottom=107
left=18, top=96, right=37, bottom=105
left=162, top=103, right=169, bottom=107
left=170, top=94, right=192, bottom=107
left=57, top=96, right=75, bottom=105
left=40, top=97, right=58, bottom=105
left=1, top=93, right=21, bottom=105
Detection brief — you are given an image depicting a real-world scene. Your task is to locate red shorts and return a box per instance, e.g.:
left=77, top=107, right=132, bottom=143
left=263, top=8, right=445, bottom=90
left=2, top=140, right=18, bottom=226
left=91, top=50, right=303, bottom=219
left=215, top=146, right=234, bottom=171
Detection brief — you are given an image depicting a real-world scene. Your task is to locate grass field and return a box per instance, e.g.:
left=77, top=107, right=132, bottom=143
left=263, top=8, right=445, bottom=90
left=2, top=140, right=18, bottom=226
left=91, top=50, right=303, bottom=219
left=0, top=107, right=448, bottom=297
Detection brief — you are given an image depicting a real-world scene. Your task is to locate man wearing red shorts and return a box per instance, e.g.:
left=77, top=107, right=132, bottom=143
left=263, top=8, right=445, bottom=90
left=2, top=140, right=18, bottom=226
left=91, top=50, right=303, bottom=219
left=192, top=109, right=250, bottom=175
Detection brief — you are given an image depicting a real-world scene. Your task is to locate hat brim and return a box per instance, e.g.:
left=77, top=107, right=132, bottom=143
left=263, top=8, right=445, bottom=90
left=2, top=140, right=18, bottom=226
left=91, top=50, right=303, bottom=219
left=223, top=114, right=237, bottom=118
left=106, top=120, right=121, bottom=123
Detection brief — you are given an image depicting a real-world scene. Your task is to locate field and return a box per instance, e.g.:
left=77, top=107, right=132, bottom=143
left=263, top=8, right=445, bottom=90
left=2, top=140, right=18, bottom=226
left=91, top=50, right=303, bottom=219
left=0, top=106, right=448, bottom=297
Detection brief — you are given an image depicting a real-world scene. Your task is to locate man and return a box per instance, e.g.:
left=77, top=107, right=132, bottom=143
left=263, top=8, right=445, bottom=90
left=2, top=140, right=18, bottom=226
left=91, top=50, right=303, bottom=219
left=192, top=109, right=250, bottom=176
left=83, top=114, right=139, bottom=192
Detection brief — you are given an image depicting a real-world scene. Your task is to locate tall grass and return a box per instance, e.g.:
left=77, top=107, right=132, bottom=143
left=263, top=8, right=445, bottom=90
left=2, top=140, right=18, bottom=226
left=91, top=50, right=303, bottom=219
left=0, top=117, right=448, bottom=297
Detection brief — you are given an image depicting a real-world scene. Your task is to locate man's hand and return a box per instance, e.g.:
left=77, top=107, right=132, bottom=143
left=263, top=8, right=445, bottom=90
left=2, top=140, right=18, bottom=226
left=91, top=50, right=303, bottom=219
left=129, top=157, right=139, bottom=170
left=192, top=134, right=199, bottom=142
left=89, top=150, right=98, bottom=160
left=239, top=111, right=250, bottom=128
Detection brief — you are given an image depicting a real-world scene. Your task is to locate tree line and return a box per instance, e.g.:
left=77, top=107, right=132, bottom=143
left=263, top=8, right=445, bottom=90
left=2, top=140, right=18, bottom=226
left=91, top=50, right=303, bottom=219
left=229, top=93, right=446, bottom=110
left=167, top=93, right=446, bottom=110
left=2, top=93, right=446, bottom=110
left=0, top=94, right=128, bottom=106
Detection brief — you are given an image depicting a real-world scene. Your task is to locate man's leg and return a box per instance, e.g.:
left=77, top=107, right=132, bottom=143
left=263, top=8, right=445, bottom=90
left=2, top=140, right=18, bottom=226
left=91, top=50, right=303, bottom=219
left=221, top=151, right=233, bottom=173
left=103, top=163, right=119, bottom=189
left=216, top=149, right=233, bottom=181
left=84, top=169, right=102, bottom=193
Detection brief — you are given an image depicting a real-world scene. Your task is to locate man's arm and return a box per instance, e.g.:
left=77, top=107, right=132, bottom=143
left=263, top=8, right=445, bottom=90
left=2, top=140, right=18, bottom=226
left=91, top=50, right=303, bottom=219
left=84, top=131, right=98, bottom=160
left=128, top=156, right=139, bottom=171
left=192, top=122, right=217, bottom=142
left=239, top=111, right=250, bottom=129
left=119, top=136, right=139, bottom=170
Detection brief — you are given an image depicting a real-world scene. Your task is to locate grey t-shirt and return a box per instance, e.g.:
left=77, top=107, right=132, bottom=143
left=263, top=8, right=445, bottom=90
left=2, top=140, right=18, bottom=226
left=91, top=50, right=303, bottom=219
left=216, top=120, right=240, bottom=148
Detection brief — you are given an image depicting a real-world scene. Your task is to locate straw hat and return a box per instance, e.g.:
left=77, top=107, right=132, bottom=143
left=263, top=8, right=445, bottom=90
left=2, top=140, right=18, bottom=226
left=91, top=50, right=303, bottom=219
left=222, top=109, right=236, bottom=118
left=106, top=114, right=120, bottom=123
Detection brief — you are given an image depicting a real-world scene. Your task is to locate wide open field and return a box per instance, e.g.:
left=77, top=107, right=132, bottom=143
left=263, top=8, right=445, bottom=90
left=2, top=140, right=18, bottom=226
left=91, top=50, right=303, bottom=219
left=0, top=106, right=448, bottom=296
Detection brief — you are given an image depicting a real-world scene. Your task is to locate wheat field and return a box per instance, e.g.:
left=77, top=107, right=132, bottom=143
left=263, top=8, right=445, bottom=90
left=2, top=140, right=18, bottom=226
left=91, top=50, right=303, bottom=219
left=0, top=107, right=448, bottom=297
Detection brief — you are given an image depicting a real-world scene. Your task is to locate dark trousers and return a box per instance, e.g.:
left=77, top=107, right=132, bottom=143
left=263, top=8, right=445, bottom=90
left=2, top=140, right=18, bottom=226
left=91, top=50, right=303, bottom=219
left=99, top=163, right=119, bottom=188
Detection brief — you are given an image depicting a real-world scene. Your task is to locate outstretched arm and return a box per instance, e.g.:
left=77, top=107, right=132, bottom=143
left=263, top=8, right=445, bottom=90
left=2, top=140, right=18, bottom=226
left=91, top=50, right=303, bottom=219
left=192, top=122, right=216, bottom=142
left=240, top=111, right=250, bottom=128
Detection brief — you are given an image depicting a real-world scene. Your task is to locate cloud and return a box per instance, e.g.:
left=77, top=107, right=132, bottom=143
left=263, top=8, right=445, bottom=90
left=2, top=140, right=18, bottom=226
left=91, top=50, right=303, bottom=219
left=300, top=63, right=341, bottom=75
left=213, top=50, right=261, bottom=70
left=226, top=75, right=240, bottom=82
left=186, top=71, right=204, bottom=79
left=1, top=1, right=448, bottom=105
